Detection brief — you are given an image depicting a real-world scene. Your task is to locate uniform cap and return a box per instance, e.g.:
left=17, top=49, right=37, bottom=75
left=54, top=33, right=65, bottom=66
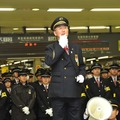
left=109, top=99, right=120, bottom=110
left=51, top=16, right=69, bottom=31
left=28, top=73, right=34, bottom=78
left=12, top=67, right=21, bottom=73
left=35, top=68, right=45, bottom=77
left=3, top=78, right=11, bottom=83
left=101, top=69, right=108, bottom=74
left=41, top=68, right=51, bottom=77
left=109, top=63, right=119, bottom=69
left=91, top=63, right=102, bottom=70
left=1, top=72, right=9, bottom=77
left=86, top=69, right=92, bottom=74
left=18, top=69, right=28, bottom=76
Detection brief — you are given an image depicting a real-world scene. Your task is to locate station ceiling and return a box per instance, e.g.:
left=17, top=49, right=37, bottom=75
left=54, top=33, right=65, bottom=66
left=0, top=0, right=120, bottom=33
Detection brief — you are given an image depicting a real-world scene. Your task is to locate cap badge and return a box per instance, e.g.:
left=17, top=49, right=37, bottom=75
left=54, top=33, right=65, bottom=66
left=59, top=17, right=63, bottom=21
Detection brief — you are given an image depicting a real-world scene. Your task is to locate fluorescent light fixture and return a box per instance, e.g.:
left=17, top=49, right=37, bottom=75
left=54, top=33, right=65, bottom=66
left=89, top=26, right=109, bottom=29
left=115, top=26, right=120, bottom=29
left=91, top=8, right=120, bottom=11
left=13, top=28, right=19, bottom=30
left=14, top=61, right=20, bottom=64
left=86, top=58, right=96, bottom=62
left=9, top=63, right=12, bottom=65
left=47, top=8, right=83, bottom=12
left=21, top=59, right=29, bottom=62
left=0, top=8, right=16, bottom=11
left=26, top=28, right=46, bottom=30
left=70, top=26, right=87, bottom=30
left=0, top=64, right=6, bottom=67
left=32, top=8, right=39, bottom=11
left=98, top=56, right=109, bottom=60
left=28, top=67, right=32, bottom=70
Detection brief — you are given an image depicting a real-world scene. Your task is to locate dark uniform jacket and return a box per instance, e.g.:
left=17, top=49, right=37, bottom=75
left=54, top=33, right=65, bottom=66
left=35, top=84, right=52, bottom=119
left=45, top=41, right=86, bottom=98
left=11, top=79, right=20, bottom=86
left=4, top=88, right=12, bottom=120
left=105, top=76, right=119, bottom=96
left=0, top=83, right=8, bottom=120
left=85, top=76, right=111, bottom=99
left=11, top=83, right=36, bottom=120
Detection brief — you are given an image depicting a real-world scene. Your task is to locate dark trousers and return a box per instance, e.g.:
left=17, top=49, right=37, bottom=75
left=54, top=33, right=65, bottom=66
left=51, top=98, right=81, bottom=120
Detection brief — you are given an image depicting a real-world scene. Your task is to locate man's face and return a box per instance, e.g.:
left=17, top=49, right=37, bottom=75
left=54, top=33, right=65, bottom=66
left=13, top=72, right=19, bottom=78
left=109, top=109, right=119, bottom=119
left=92, top=68, right=101, bottom=76
left=53, top=25, right=69, bottom=39
left=110, top=68, right=118, bottom=76
left=5, top=82, right=11, bottom=88
left=42, top=76, right=50, bottom=85
left=19, top=75, right=27, bottom=83
left=37, top=76, right=42, bottom=82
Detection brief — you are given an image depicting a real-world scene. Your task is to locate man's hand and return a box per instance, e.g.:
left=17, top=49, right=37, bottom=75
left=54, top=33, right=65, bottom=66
left=58, top=35, right=68, bottom=48
left=76, top=75, right=84, bottom=83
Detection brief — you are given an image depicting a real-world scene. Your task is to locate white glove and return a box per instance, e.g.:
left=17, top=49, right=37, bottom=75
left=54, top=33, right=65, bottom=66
left=45, top=108, right=53, bottom=117
left=22, top=106, right=30, bottom=115
left=58, top=35, right=68, bottom=48
left=9, top=109, right=12, bottom=115
left=83, top=108, right=89, bottom=119
left=76, top=75, right=84, bottom=83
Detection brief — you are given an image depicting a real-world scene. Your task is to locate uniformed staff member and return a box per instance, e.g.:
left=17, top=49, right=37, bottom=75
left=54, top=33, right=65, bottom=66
left=35, top=68, right=53, bottom=120
left=11, top=69, right=36, bottom=120
left=101, top=68, right=109, bottom=79
left=31, top=68, right=45, bottom=118
left=45, top=16, right=86, bottom=120
left=85, top=63, right=111, bottom=99
left=11, top=67, right=21, bottom=85
left=108, top=99, right=120, bottom=120
left=0, top=81, right=8, bottom=120
left=3, top=78, right=12, bottom=120
left=105, top=63, right=120, bottom=95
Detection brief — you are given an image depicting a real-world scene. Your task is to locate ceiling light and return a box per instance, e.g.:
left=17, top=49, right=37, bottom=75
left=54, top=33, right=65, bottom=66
left=86, top=58, right=96, bottom=61
left=26, top=28, right=46, bottom=30
left=28, top=67, right=32, bottom=70
left=9, top=63, right=12, bottom=65
left=32, top=8, right=39, bottom=11
left=91, top=8, right=120, bottom=11
left=14, top=61, right=20, bottom=64
left=0, top=8, right=16, bottom=11
left=13, top=28, right=19, bottom=30
left=98, top=56, right=109, bottom=60
left=21, top=60, right=29, bottom=62
left=89, top=26, right=109, bottom=29
left=47, top=8, right=83, bottom=12
left=115, top=26, right=120, bottom=29
left=0, top=64, right=6, bottom=67
left=70, top=26, right=87, bottom=30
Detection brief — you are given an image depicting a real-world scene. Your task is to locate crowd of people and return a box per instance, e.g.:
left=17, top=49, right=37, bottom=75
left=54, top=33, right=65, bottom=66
left=0, top=62, right=119, bottom=120
left=0, top=67, right=52, bottom=120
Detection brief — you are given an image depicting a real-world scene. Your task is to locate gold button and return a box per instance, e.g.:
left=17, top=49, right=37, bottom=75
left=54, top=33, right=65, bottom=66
left=64, top=76, right=66, bottom=79
left=64, top=67, right=66, bottom=70
left=62, top=58, right=64, bottom=60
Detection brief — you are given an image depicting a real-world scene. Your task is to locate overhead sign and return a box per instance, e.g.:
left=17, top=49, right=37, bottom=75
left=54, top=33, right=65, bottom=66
left=0, top=33, right=119, bottom=58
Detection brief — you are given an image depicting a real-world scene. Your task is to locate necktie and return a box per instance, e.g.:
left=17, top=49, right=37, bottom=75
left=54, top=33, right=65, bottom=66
left=96, top=78, right=100, bottom=87
left=64, top=46, right=69, bottom=55
left=113, top=77, right=117, bottom=86
left=44, top=85, right=48, bottom=92
left=7, top=89, right=11, bottom=94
